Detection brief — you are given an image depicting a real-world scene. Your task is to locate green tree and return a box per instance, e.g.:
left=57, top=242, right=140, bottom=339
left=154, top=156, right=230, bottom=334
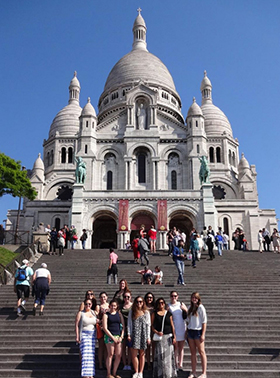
left=0, top=152, right=37, bottom=200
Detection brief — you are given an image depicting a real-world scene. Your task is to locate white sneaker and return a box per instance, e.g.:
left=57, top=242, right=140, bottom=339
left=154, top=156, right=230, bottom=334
left=132, top=373, right=139, bottom=378
left=138, top=373, right=143, bottom=378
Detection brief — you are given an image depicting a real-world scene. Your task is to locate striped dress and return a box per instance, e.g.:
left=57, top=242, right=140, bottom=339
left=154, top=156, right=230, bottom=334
left=79, top=311, right=97, bottom=377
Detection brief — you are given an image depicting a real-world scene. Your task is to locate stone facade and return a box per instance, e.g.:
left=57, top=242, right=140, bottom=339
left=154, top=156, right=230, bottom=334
left=7, top=10, right=277, bottom=250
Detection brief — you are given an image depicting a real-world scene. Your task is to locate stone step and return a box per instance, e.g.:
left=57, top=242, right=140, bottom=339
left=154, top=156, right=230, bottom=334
left=0, top=353, right=279, bottom=363
left=0, top=370, right=279, bottom=378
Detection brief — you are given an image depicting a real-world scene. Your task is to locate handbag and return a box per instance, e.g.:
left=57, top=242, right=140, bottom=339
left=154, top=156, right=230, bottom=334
left=153, top=311, right=167, bottom=341
left=72, top=235, right=78, bottom=240
left=186, top=252, right=192, bottom=261
left=96, top=323, right=104, bottom=339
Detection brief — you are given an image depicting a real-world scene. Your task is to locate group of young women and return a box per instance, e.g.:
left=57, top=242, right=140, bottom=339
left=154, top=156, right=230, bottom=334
left=75, top=279, right=207, bottom=378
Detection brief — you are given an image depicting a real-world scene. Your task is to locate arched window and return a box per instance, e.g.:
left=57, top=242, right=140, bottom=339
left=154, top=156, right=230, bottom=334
left=196, top=120, right=198, bottom=127
left=107, top=171, right=113, bottom=190
left=171, top=170, right=177, bottom=190
left=68, top=147, right=73, bottom=163
left=61, top=147, right=66, bottom=163
left=228, top=150, right=232, bottom=165
left=138, top=154, right=146, bottom=183
left=55, top=218, right=61, bottom=232
left=85, top=145, right=88, bottom=154
left=232, top=152, right=236, bottom=167
left=216, top=147, right=221, bottom=163
left=47, top=152, right=50, bottom=167
left=223, top=217, right=229, bottom=235
left=209, top=147, right=214, bottom=163
left=197, top=144, right=200, bottom=154
left=51, top=150, right=54, bottom=165
left=86, top=121, right=89, bottom=128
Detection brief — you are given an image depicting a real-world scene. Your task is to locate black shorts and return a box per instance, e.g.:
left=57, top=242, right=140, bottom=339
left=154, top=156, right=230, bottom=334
left=16, top=284, right=30, bottom=300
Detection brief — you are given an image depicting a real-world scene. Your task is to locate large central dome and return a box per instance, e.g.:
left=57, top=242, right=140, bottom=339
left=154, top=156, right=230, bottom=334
left=101, top=9, right=177, bottom=99
left=104, top=49, right=176, bottom=93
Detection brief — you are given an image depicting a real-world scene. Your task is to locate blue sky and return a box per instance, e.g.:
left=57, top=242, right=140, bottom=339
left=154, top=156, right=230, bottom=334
left=0, top=0, right=279, bottom=228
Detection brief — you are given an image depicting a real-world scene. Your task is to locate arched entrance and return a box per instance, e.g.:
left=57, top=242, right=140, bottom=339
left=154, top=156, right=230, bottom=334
left=92, top=215, right=117, bottom=249
left=130, top=212, right=155, bottom=242
left=169, top=212, right=194, bottom=246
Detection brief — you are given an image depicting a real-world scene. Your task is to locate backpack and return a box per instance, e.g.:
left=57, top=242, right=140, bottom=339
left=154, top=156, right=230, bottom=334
left=17, top=266, right=27, bottom=281
left=206, top=234, right=213, bottom=246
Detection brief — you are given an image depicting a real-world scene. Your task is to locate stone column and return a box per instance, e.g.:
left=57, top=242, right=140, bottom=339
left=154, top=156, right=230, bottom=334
left=201, top=183, right=217, bottom=232
left=118, top=231, right=130, bottom=249
left=158, top=231, right=167, bottom=251
left=71, top=183, right=85, bottom=247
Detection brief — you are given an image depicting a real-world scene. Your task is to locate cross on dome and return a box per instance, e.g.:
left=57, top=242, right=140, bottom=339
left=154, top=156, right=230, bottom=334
left=74, top=71, right=77, bottom=77
left=204, top=70, right=207, bottom=77
left=137, top=7, right=142, bottom=15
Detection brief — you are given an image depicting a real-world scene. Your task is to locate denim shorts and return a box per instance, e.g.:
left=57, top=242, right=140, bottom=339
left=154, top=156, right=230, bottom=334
left=187, top=329, right=202, bottom=340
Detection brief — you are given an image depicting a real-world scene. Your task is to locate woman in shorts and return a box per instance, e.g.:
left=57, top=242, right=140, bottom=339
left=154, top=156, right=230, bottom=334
left=186, top=292, right=207, bottom=378
left=103, top=300, right=125, bottom=378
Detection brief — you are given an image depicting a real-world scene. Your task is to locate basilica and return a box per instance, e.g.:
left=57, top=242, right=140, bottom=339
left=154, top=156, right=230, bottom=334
left=7, top=10, right=277, bottom=250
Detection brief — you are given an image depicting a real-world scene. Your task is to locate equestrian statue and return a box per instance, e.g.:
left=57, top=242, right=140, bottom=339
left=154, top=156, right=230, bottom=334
left=198, top=155, right=210, bottom=185
left=75, top=156, right=86, bottom=184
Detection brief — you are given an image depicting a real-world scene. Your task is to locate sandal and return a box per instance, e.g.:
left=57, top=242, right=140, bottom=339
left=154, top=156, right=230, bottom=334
left=188, top=374, right=197, bottom=378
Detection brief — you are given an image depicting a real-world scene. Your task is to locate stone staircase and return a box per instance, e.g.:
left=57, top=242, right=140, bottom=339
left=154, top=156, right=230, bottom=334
left=0, top=247, right=280, bottom=377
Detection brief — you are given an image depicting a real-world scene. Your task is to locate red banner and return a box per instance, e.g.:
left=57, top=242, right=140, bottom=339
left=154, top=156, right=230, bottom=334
left=157, top=200, right=167, bottom=231
left=119, top=199, right=129, bottom=231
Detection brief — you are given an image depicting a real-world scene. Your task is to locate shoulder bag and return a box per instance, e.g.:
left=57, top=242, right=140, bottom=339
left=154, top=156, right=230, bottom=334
left=153, top=311, right=167, bottom=341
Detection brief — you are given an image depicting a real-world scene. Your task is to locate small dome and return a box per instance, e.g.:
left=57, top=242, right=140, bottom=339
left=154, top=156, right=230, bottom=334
left=200, top=70, right=212, bottom=91
left=238, top=153, right=250, bottom=171
left=33, top=153, right=44, bottom=171
left=133, top=13, right=146, bottom=29
left=81, top=97, right=96, bottom=117
left=49, top=103, right=82, bottom=137
left=69, top=71, right=80, bottom=89
left=187, top=97, right=203, bottom=118
left=201, top=102, right=233, bottom=137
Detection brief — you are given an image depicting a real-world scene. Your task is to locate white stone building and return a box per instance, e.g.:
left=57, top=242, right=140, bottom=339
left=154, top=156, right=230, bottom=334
left=7, top=10, right=277, bottom=250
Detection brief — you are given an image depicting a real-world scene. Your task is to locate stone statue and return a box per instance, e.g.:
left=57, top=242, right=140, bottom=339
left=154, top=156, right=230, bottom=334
left=198, top=155, right=210, bottom=185
left=137, top=103, right=146, bottom=130
left=75, top=156, right=86, bottom=184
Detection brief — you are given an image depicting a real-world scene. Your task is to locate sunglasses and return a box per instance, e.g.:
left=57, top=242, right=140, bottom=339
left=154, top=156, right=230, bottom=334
left=159, top=301, right=164, bottom=304
left=85, top=303, right=92, bottom=306
left=87, top=293, right=94, bottom=296
left=124, top=296, right=131, bottom=299
left=136, top=300, right=143, bottom=304
left=147, top=296, right=153, bottom=299
left=171, top=295, right=178, bottom=298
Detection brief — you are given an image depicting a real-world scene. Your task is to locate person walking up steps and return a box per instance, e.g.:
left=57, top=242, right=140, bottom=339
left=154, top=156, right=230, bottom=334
left=14, top=259, right=33, bottom=316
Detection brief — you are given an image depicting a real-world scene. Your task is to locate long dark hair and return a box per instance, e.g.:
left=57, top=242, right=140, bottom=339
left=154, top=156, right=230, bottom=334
left=155, top=297, right=166, bottom=311
left=187, top=292, right=201, bottom=317
left=144, top=292, right=155, bottom=308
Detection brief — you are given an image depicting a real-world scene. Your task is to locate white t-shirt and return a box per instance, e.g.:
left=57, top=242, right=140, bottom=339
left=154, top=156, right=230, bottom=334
left=187, top=304, right=207, bottom=330
left=35, top=267, right=50, bottom=278
left=153, top=270, right=163, bottom=282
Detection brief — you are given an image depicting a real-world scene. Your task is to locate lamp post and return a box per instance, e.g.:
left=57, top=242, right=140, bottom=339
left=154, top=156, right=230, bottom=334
left=14, top=166, right=26, bottom=244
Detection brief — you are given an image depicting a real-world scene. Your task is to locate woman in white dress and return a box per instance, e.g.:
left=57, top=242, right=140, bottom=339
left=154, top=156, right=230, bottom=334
left=167, top=291, right=186, bottom=371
